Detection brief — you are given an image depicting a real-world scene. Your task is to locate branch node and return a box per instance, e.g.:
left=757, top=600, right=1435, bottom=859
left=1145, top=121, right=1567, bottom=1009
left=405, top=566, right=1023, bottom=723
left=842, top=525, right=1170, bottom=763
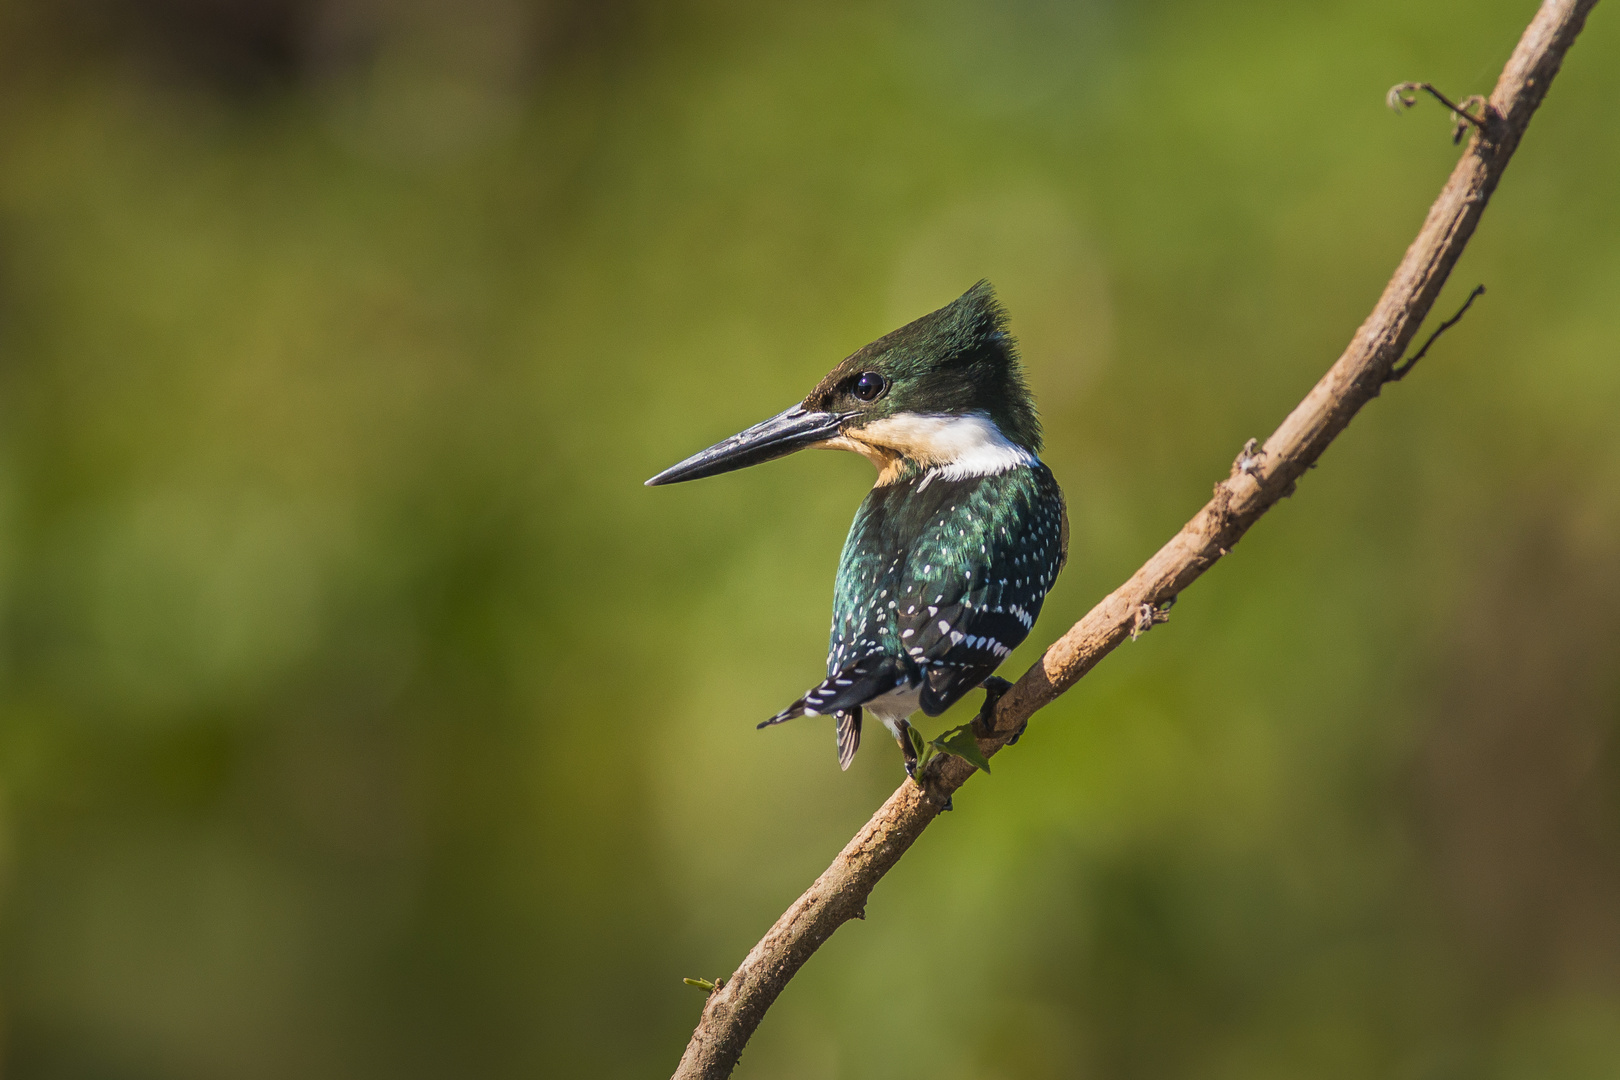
left=1387, top=82, right=1494, bottom=142
left=1232, top=437, right=1266, bottom=478
left=1130, top=598, right=1174, bottom=640
left=1387, top=284, right=1487, bottom=383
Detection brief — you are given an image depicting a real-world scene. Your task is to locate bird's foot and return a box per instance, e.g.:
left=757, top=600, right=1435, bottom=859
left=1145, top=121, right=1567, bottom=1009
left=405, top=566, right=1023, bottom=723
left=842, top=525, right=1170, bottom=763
left=896, top=718, right=920, bottom=778
left=974, top=676, right=1025, bottom=743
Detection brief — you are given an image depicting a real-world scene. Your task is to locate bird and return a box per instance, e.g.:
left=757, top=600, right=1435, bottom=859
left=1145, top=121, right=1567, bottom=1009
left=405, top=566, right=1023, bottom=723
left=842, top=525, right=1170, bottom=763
left=646, top=281, right=1067, bottom=775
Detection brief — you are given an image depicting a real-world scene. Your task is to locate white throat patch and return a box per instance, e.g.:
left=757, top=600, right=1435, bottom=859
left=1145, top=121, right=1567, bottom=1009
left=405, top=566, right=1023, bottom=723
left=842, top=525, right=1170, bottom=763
left=835, top=412, right=1036, bottom=486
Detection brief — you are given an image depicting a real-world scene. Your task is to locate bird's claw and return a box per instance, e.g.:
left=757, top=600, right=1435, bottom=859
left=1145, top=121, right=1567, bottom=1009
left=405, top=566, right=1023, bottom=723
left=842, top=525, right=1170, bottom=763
left=974, top=676, right=1019, bottom=741
left=898, top=718, right=921, bottom=779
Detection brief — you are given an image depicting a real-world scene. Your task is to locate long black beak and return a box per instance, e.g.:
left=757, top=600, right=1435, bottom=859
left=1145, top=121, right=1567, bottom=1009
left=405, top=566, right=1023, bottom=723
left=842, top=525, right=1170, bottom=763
left=645, top=405, right=847, bottom=486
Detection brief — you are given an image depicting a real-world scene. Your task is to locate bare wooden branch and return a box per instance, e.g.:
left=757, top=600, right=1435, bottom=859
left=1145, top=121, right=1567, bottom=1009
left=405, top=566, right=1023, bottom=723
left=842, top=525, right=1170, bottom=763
left=673, top=2, right=1600, bottom=1076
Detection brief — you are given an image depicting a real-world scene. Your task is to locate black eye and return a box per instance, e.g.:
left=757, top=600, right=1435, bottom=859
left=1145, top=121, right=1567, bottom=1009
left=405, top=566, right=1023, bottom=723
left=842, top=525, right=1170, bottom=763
left=851, top=372, right=886, bottom=402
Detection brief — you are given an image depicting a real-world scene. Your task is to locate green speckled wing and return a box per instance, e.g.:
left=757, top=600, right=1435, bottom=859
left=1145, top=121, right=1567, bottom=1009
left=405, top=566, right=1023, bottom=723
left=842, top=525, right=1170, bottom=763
left=827, top=462, right=1066, bottom=714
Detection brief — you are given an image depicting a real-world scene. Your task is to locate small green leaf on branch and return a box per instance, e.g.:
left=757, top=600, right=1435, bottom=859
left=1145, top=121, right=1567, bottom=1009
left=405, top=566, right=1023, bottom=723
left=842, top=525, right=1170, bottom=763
left=906, top=724, right=934, bottom=783
left=931, top=725, right=992, bottom=774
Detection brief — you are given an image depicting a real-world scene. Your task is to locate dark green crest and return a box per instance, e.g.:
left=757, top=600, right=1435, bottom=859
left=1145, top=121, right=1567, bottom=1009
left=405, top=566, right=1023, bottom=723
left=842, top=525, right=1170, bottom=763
left=802, top=281, right=1043, bottom=453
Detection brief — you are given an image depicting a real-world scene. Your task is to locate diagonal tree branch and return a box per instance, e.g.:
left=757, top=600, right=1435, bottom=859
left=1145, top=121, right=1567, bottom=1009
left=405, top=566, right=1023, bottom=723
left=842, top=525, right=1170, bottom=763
left=673, top=1, right=1600, bottom=1075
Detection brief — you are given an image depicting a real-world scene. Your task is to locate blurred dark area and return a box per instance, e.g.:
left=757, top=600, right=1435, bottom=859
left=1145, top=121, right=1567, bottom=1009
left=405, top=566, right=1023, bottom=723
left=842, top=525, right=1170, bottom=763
left=1, top=0, right=643, bottom=93
left=0, top=1, right=1615, bottom=1077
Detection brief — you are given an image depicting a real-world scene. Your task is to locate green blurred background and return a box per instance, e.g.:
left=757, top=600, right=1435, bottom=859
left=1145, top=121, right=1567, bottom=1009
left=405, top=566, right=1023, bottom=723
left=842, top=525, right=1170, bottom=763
left=0, top=0, right=1617, bottom=1076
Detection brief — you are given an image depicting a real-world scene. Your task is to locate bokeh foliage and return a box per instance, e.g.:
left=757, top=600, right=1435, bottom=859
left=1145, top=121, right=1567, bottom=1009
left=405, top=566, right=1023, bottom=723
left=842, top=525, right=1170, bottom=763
left=0, top=0, right=1617, bottom=1077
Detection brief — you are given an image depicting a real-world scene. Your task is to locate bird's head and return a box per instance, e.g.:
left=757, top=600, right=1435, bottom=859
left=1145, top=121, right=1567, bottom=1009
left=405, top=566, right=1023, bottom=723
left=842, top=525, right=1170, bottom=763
left=646, top=281, right=1041, bottom=487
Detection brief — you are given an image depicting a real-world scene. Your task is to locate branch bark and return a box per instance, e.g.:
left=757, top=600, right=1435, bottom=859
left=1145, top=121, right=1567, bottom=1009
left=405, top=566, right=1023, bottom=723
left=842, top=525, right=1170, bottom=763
left=673, top=2, right=1600, bottom=1075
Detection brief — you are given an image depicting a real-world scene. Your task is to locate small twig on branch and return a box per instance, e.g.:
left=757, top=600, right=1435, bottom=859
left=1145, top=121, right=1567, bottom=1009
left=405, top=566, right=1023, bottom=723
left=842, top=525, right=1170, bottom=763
left=1130, top=598, right=1173, bottom=640
left=673, top=3, right=1599, bottom=1077
left=1233, top=436, right=1266, bottom=477
left=1387, top=284, right=1487, bottom=382
left=1388, top=81, right=1494, bottom=143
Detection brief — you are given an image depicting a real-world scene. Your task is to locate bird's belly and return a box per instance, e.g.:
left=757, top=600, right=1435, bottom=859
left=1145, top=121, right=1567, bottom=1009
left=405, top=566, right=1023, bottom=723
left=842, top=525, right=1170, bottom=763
left=864, top=683, right=921, bottom=737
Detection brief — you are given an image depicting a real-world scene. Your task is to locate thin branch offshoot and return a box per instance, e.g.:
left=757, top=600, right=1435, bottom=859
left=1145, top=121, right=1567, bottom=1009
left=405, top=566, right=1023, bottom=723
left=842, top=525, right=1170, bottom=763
left=1387, top=284, right=1488, bottom=382
left=1388, top=80, right=1494, bottom=143
left=673, top=2, right=1601, bottom=1077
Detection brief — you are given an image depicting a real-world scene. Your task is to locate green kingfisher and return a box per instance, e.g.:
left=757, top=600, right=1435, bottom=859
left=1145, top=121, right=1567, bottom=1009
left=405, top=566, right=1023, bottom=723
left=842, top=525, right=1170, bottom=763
left=647, top=282, right=1067, bottom=774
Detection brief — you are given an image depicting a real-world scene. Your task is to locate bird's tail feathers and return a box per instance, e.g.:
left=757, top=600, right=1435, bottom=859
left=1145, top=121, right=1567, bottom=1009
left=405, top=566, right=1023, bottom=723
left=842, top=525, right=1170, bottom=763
left=764, top=656, right=910, bottom=724
left=836, top=708, right=862, bottom=771
left=758, top=658, right=912, bottom=773
left=757, top=704, right=804, bottom=729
